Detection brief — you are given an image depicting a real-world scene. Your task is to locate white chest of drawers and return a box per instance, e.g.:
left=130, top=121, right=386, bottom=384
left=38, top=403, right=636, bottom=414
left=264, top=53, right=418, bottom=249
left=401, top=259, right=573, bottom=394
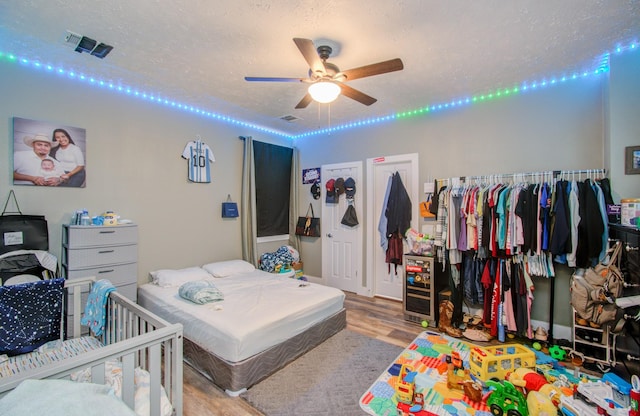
left=62, top=224, right=138, bottom=301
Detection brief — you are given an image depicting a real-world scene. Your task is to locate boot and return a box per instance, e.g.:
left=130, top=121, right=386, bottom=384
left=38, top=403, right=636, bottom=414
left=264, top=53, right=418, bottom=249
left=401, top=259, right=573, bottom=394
left=438, top=300, right=463, bottom=338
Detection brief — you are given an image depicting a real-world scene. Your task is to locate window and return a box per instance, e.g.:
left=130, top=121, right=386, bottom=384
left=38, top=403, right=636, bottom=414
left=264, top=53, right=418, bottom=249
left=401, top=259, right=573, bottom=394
left=253, top=141, right=292, bottom=238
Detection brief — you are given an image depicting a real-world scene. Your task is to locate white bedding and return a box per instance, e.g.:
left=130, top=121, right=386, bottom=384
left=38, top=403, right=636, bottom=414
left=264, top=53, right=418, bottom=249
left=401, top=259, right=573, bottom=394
left=138, top=269, right=345, bottom=362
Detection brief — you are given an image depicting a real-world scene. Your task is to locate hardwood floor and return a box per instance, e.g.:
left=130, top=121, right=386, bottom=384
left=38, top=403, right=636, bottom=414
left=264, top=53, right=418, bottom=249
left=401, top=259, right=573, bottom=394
left=182, top=291, right=425, bottom=416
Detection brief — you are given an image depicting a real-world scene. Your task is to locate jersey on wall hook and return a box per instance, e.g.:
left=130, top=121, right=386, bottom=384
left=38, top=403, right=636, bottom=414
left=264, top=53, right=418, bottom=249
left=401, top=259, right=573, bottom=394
left=182, top=135, right=215, bottom=183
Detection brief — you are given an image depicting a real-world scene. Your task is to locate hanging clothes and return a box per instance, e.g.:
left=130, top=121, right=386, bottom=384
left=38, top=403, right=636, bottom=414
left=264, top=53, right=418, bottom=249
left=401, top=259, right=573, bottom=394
left=377, top=175, right=393, bottom=252
left=383, top=172, right=412, bottom=272
left=436, top=170, right=609, bottom=342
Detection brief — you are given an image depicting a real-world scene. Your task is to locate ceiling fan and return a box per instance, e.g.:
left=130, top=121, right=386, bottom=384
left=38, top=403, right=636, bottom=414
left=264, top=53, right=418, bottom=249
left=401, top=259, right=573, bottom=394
left=244, top=38, right=404, bottom=109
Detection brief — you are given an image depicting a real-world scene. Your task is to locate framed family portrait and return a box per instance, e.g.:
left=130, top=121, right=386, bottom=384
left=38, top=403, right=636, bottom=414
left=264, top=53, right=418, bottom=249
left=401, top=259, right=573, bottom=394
left=625, top=145, right=640, bottom=175
left=13, top=117, right=87, bottom=187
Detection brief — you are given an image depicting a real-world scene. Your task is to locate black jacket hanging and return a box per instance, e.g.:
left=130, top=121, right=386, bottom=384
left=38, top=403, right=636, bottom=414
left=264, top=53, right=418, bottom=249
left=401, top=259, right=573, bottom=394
left=384, top=172, right=412, bottom=272
left=385, top=172, right=412, bottom=237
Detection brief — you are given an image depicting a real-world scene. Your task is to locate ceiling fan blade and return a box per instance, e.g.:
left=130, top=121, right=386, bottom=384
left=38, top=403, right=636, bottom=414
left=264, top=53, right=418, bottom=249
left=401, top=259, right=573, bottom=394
left=295, top=93, right=313, bottom=109
left=245, top=77, right=304, bottom=82
left=340, top=84, right=377, bottom=106
left=341, top=58, right=404, bottom=81
left=293, top=38, right=326, bottom=76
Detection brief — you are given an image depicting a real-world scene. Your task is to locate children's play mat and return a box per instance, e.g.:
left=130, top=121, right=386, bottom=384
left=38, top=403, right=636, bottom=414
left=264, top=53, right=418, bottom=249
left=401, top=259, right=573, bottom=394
left=359, top=330, right=608, bottom=416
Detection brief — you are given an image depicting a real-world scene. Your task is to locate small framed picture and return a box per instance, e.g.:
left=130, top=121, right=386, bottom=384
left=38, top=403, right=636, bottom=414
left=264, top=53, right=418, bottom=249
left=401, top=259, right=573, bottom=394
left=625, top=145, right=640, bottom=175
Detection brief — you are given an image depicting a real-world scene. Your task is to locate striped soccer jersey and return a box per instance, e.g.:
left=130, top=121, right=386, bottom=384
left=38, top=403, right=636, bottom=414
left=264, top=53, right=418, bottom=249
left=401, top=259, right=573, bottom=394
left=182, top=139, right=215, bottom=183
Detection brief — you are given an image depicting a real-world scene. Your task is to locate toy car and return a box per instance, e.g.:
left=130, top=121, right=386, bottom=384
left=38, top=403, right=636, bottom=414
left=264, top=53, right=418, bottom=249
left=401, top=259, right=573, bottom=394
left=485, top=379, right=529, bottom=416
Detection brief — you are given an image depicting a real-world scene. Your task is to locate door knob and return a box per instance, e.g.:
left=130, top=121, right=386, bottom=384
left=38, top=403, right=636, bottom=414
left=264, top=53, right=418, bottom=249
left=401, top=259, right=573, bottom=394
left=327, top=233, right=333, bottom=238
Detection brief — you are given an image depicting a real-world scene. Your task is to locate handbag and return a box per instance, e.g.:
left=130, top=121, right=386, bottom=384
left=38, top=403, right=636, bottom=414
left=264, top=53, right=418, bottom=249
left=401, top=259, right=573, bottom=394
left=419, top=201, right=435, bottom=218
left=222, top=194, right=239, bottom=218
left=0, top=191, right=49, bottom=255
left=295, top=203, right=320, bottom=237
left=341, top=204, right=359, bottom=227
left=570, top=241, right=625, bottom=326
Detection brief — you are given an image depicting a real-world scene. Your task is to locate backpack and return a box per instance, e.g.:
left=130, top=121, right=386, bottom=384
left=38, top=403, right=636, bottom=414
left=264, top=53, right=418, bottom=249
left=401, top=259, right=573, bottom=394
left=570, top=241, right=625, bottom=326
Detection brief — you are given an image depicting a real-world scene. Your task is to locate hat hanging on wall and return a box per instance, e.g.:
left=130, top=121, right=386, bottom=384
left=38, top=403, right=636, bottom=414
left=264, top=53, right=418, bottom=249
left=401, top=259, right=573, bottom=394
left=325, top=179, right=337, bottom=203
left=334, top=177, right=346, bottom=196
left=344, top=177, right=356, bottom=201
left=310, top=181, right=321, bottom=200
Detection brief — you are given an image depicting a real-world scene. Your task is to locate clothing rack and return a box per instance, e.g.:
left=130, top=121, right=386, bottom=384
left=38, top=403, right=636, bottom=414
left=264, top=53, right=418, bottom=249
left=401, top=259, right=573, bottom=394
left=436, top=168, right=607, bottom=188
left=435, top=167, right=607, bottom=342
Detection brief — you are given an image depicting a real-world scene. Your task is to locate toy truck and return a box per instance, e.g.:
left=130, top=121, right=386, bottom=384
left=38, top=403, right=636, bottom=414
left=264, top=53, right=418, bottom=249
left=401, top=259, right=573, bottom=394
left=469, top=344, right=536, bottom=381
left=560, top=377, right=631, bottom=416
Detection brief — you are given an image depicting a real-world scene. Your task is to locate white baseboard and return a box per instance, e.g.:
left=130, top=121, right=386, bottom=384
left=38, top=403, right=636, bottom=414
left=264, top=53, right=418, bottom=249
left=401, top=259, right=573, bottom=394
left=303, top=275, right=323, bottom=285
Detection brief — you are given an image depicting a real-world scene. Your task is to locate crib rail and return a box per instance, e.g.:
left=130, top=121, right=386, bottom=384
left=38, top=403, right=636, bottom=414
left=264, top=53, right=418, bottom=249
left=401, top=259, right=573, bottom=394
left=0, top=277, right=183, bottom=416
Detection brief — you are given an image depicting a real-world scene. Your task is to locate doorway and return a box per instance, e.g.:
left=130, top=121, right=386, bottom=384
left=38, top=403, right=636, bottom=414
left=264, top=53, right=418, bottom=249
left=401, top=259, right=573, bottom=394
left=321, top=161, right=363, bottom=294
left=365, top=153, right=419, bottom=300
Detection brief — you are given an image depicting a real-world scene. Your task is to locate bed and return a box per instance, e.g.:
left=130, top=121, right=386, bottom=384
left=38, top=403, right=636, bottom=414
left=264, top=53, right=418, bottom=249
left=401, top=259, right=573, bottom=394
left=137, top=260, right=346, bottom=395
left=0, top=276, right=184, bottom=416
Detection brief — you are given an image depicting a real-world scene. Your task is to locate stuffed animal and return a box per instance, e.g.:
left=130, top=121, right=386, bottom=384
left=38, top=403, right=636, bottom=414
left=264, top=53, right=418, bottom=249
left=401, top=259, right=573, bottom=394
left=506, top=368, right=564, bottom=407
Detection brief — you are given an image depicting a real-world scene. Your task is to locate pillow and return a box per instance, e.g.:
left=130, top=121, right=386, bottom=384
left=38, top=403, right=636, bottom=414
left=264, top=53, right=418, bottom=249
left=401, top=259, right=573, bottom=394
left=149, top=267, right=211, bottom=287
left=178, top=280, right=224, bottom=305
left=202, top=259, right=255, bottom=277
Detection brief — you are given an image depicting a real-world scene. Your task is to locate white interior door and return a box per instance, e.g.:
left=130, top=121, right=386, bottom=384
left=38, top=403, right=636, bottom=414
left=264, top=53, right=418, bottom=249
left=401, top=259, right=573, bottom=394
left=321, top=162, right=363, bottom=293
left=366, top=154, right=419, bottom=300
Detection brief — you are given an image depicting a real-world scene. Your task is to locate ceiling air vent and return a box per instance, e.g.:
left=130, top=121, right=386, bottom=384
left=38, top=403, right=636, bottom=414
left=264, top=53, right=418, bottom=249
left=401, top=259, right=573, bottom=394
left=64, top=30, right=113, bottom=58
left=280, top=115, right=301, bottom=123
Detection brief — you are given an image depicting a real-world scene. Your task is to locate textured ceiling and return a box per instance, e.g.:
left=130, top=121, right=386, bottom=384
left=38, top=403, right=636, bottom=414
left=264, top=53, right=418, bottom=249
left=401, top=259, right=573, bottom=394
left=1, top=1, right=639, bottom=135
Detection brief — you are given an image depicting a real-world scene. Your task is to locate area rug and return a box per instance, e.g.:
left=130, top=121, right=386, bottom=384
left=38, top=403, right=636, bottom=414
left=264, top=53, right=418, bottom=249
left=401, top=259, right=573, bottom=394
left=359, top=330, right=602, bottom=416
left=241, top=330, right=403, bottom=416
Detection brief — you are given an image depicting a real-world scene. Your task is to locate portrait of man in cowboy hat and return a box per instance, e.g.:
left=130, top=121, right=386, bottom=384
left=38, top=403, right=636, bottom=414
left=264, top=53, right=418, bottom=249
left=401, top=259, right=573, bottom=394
left=13, top=117, right=87, bottom=187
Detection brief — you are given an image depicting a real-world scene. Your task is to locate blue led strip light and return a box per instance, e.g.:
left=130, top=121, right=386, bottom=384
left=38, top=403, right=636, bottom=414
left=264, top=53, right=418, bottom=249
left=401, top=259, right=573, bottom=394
left=0, top=51, right=292, bottom=139
left=1, top=38, right=637, bottom=139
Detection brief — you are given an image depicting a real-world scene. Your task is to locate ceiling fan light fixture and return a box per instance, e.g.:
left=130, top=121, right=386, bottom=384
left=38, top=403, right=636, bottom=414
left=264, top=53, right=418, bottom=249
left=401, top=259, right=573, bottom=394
left=308, top=81, right=341, bottom=104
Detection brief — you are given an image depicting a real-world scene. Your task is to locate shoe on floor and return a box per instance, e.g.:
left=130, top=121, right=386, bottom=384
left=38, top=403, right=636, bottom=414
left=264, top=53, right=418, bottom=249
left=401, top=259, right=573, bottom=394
left=462, top=328, right=493, bottom=342
left=534, top=327, right=548, bottom=341
left=470, top=315, right=483, bottom=326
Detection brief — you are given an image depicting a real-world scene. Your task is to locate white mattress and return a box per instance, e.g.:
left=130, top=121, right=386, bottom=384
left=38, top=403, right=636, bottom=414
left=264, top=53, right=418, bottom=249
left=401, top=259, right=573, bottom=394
left=137, top=270, right=345, bottom=362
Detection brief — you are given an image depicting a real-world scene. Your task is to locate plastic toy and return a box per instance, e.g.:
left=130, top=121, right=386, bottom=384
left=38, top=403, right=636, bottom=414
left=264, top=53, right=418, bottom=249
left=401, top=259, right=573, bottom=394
left=395, top=364, right=417, bottom=404
left=469, top=344, right=536, bottom=381
left=559, top=394, right=600, bottom=416
left=559, top=379, right=632, bottom=416
left=396, top=401, right=438, bottom=416
left=446, top=351, right=470, bottom=391
left=485, top=379, right=529, bottom=416
left=630, top=375, right=639, bottom=416
left=547, top=344, right=566, bottom=361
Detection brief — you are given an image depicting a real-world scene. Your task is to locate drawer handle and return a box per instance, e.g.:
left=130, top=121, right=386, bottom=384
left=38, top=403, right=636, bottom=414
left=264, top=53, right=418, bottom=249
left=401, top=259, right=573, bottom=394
left=99, top=230, right=116, bottom=234
left=98, top=269, right=115, bottom=274
left=98, top=250, right=115, bottom=254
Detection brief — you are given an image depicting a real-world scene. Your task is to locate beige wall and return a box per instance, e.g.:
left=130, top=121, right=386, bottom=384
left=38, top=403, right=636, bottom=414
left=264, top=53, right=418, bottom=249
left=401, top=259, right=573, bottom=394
left=0, top=64, right=290, bottom=282
left=1, top=51, right=638, bottom=329
left=609, top=50, right=640, bottom=200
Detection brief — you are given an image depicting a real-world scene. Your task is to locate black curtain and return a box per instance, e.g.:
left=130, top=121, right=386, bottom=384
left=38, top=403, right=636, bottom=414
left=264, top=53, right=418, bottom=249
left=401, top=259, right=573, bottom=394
left=253, top=141, right=292, bottom=237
